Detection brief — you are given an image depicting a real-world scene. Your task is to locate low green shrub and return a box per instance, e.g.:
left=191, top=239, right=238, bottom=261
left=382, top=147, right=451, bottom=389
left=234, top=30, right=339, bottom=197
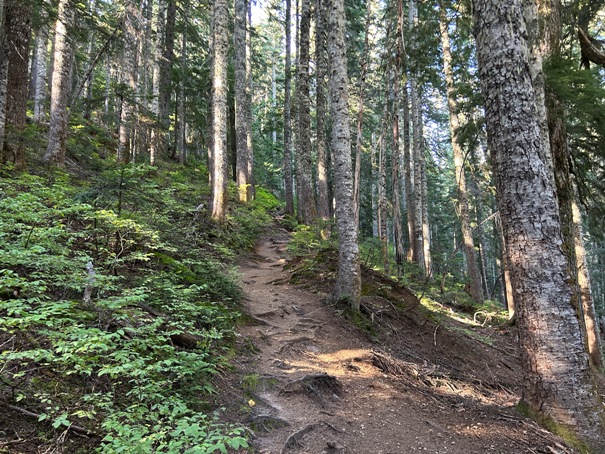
left=0, top=168, right=259, bottom=452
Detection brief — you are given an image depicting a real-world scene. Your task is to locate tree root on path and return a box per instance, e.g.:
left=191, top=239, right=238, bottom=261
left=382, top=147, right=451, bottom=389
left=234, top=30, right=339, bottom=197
left=249, top=414, right=291, bottom=433
left=281, top=421, right=342, bottom=454
left=280, top=373, right=342, bottom=408
left=278, top=336, right=316, bottom=355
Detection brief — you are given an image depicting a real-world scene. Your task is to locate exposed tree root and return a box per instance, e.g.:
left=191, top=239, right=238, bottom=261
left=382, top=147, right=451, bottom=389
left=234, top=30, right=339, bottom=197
left=278, top=336, right=316, bottom=355
left=280, top=373, right=342, bottom=407
left=281, top=421, right=341, bottom=453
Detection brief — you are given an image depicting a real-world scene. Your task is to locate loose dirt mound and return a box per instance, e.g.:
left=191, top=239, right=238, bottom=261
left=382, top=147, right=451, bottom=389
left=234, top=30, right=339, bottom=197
left=227, top=229, right=574, bottom=454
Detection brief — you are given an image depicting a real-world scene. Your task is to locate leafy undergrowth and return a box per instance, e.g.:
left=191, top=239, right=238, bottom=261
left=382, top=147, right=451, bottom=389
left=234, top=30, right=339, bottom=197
left=285, top=223, right=508, bottom=335
left=0, top=165, right=279, bottom=452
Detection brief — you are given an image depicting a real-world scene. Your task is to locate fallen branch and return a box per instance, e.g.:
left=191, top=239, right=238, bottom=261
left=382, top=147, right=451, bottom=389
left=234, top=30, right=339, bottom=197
left=2, top=402, right=97, bottom=437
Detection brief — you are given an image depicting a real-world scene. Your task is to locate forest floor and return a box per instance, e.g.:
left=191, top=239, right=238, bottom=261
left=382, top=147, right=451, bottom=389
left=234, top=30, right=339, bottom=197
left=219, top=226, right=576, bottom=454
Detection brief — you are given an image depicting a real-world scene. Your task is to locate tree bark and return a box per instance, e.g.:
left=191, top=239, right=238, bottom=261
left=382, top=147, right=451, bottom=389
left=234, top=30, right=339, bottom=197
left=176, top=26, right=186, bottom=165
left=315, top=0, right=330, bottom=220
left=33, top=1, right=50, bottom=124
left=439, top=1, right=483, bottom=303
left=283, top=0, right=295, bottom=216
left=44, top=0, right=74, bottom=166
left=150, top=0, right=166, bottom=165
left=377, top=120, right=388, bottom=274
left=534, top=0, right=605, bottom=370
left=296, top=0, right=317, bottom=224
left=210, top=0, right=229, bottom=222
left=390, top=0, right=405, bottom=277
left=408, top=0, right=424, bottom=273
left=0, top=0, right=8, bottom=153
left=419, top=114, right=431, bottom=275
left=473, top=0, right=605, bottom=449
left=0, top=0, right=32, bottom=169
left=327, top=0, right=361, bottom=309
left=117, top=0, right=140, bottom=163
left=402, top=81, right=414, bottom=262
left=246, top=0, right=255, bottom=198
left=352, top=0, right=372, bottom=227
left=159, top=0, right=176, bottom=133
left=234, top=0, right=250, bottom=201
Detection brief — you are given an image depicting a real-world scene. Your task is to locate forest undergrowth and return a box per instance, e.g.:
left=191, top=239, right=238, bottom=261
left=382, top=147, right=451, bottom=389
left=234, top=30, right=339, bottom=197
left=0, top=161, right=280, bottom=453
left=0, top=158, right=510, bottom=453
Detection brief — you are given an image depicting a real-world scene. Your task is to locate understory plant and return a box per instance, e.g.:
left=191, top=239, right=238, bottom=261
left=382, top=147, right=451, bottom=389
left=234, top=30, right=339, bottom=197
left=0, top=166, right=269, bottom=452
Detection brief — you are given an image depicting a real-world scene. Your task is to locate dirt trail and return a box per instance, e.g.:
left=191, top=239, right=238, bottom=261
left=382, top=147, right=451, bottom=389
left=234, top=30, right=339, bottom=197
left=232, top=230, right=572, bottom=454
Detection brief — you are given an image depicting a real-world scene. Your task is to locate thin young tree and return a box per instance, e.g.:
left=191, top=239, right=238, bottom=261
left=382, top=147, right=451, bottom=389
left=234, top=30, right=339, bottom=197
left=327, top=0, right=361, bottom=308
left=473, top=0, right=605, bottom=449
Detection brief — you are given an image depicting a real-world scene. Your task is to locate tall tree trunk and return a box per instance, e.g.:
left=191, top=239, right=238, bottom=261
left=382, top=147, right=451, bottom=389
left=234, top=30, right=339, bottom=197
left=150, top=0, right=165, bottom=165
left=82, top=0, right=97, bottom=121
left=1, top=0, right=32, bottom=169
left=0, top=0, right=8, bottom=153
left=473, top=0, right=605, bottom=449
left=117, top=0, right=140, bottom=163
left=495, top=213, right=515, bottom=318
left=296, top=0, right=317, bottom=224
left=210, top=0, right=229, bottom=222
left=419, top=114, right=431, bottom=275
left=535, top=0, right=604, bottom=370
left=283, top=0, right=295, bottom=216
left=33, top=2, right=50, bottom=124
left=353, top=0, right=372, bottom=227
left=159, top=0, right=175, bottom=142
left=234, top=0, right=250, bottom=201
left=44, top=0, right=74, bottom=166
left=327, top=0, right=361, bottom=309
left=245, top=0, right=255, bottom=198
left=176, top=26, right=186, bottom=165
left=377, top=123, right=388, bottom=273
left=402, top=81, right=414, bottom=261
left=315, top=0, right=330, bottom=220
left=371, top=132, right=378, bottom=237
left=408, top=0, right=424, bottom=273
left=439, top=1, right=483, bottom=302
left=573, top=194, right=603, bottom=369
left=390, top=0, right=405, bottom=277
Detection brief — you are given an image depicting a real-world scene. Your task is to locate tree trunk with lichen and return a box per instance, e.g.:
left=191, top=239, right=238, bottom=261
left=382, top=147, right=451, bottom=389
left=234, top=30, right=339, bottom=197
left=473, top=0, right=605, bottom=449
left=327, top=0, right=361, bottom=309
